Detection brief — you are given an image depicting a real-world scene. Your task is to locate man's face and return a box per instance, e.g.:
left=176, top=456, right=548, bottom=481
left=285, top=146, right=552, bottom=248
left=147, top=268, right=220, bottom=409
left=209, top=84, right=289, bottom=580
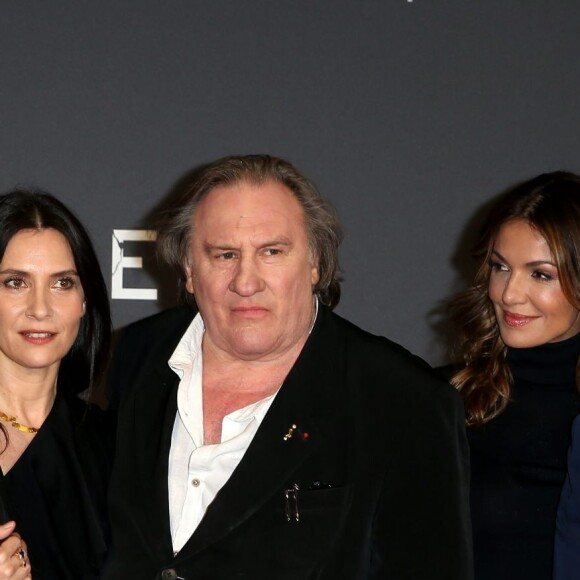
left=185, top=180, right=319, bottom=362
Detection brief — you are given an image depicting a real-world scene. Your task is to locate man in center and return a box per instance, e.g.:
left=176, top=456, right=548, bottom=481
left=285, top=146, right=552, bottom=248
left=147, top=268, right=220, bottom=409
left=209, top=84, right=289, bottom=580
left=104, top=155, right=472, bottom=579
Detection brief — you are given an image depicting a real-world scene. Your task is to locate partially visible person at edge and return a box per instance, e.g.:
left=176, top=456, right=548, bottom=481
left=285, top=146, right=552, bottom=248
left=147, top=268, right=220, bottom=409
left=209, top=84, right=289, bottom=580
left=102, top=154, right=472, bottom=579
left=445, top=171, right=580, bottom=579
left=555, top=412, right=580, bottom=579
left=0, top=190, right=113, bottom=579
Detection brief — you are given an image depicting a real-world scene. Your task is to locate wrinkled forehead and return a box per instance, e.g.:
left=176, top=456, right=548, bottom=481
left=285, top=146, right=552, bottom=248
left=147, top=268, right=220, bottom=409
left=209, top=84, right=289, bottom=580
left=192, top=180, right=309, bottom=240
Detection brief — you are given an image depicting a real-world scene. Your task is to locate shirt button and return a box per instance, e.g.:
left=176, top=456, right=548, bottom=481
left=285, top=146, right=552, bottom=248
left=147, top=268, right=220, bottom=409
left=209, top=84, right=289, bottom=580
left=192, top=478, right=201, bottom=487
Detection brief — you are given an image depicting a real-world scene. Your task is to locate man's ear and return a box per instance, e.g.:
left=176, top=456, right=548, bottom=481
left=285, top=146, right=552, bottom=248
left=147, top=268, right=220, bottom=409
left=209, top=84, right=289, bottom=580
left=310, top=253, right=320, bottom=287
left=184, top=260, right=195, bottom=295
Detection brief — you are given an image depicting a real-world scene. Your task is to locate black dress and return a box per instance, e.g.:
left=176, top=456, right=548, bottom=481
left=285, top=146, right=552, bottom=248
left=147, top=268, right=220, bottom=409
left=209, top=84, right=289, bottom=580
left=468, top=332, right=580, bottom=579
left=0, top=394, right=113, bottom=579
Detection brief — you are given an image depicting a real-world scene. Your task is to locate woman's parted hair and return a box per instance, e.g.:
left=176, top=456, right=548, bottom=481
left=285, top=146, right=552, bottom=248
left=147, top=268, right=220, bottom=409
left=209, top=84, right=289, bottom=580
left=449, top=171, right=580, bottom=425
left=157, top=154, right=344, bottom=309
left=0, top=189, right=112, bottom=396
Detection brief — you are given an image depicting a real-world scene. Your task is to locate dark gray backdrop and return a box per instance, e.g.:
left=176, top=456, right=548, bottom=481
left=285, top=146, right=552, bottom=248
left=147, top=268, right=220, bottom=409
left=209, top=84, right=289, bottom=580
left=2, top=1, right=579, bottom=364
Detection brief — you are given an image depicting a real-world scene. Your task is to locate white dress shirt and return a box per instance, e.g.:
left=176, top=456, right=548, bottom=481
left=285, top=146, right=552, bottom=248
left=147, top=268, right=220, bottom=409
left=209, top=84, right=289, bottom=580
left=167, top=314, right=277, bottom=553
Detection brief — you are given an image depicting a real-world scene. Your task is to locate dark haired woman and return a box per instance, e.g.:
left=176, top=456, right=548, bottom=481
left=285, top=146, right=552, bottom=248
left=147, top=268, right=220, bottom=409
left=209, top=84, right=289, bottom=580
left=0, top=190, right=112, bottom=579
left=447, top=171, right=580, bottom=579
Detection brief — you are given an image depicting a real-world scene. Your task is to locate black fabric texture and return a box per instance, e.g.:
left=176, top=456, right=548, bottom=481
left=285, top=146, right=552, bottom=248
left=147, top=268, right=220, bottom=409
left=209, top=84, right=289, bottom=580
left=468, top=332, right=580, bottom=579
left=1, top=395, right=113, bottom=580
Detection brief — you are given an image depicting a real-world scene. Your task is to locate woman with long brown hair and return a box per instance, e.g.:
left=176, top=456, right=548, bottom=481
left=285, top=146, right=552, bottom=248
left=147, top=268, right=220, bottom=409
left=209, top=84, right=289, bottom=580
left=447, top=171, right=580, bottom=579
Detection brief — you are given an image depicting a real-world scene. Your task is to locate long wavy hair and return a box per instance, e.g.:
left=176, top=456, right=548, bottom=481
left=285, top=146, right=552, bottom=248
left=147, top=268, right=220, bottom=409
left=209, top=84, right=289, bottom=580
left=449, top=171, right=580, bottom=425
left=156, top=154, right=344, bottom=309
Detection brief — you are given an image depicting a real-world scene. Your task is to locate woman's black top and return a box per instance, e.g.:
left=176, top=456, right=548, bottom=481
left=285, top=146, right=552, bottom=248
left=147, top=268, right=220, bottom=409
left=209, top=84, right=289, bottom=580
left=468, top=332, right=580, bottom=579
left=0, top=394, right=113, bottom=579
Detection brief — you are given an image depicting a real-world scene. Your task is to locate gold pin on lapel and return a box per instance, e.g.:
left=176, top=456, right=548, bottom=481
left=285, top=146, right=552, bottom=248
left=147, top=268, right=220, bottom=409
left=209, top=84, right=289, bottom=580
left=283, top=424, right=298, bottom=441
left=283, top=424, right=310, bottom=442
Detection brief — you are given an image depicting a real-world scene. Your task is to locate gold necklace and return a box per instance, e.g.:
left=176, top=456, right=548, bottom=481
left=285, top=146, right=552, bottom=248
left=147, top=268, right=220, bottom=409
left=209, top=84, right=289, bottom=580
left=0, top=411, right=38, bottom=434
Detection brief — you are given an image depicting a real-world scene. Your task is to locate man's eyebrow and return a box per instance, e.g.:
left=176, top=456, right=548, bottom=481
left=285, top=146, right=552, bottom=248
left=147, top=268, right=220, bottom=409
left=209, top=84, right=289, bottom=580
left=202, top=242, right=236, bottom=252
left=257, top=237, right=292, bottom=248
left=202, top=237, right=293, bottom=251
left=491, top=250, right=556, bottom=267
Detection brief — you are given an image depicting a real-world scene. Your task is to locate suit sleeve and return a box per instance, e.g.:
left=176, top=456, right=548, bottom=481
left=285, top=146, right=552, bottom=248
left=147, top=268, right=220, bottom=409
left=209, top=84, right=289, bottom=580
left=554, top=415, right=580, bottom=580
left=369, top=382, right=473, bottom=580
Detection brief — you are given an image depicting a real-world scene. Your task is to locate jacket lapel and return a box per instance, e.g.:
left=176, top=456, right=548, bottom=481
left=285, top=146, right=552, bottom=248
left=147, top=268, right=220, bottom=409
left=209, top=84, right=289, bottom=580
left=174, top=305, right=344, bottom=561
left=131, top=329, right=186, bottom=560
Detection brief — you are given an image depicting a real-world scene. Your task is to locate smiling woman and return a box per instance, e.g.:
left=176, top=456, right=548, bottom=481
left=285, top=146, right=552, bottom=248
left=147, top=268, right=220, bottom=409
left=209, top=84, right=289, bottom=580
left=0, top=229, right=86, bottom=376
left=445, top=171, right=580, bottom=580
left=0, top=190, right=112, bottom=580
left=487, top=220, right=580, bottom=348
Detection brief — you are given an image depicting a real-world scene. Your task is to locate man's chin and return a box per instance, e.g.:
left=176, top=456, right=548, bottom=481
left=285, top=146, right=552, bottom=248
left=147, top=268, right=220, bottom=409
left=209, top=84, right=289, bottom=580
left=230, top=340, right=277, bottom=360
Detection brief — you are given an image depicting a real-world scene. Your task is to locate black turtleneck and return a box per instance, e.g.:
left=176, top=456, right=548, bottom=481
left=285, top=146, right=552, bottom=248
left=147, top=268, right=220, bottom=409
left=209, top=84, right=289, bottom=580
left=468, top=332, right=580, bottom=580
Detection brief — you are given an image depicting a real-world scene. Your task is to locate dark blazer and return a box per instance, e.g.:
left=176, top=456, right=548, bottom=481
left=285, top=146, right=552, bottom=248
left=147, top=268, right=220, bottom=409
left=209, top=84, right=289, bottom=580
left=103, top=304, right=473, bottom=580
left=554, top=415, right=580, bottom=579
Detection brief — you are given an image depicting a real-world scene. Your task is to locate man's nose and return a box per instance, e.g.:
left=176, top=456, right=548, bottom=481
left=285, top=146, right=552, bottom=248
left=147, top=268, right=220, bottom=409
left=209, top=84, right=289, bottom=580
left=228, top=256, right=265, bottom=296
left=25, top=286, right=53, bottom=320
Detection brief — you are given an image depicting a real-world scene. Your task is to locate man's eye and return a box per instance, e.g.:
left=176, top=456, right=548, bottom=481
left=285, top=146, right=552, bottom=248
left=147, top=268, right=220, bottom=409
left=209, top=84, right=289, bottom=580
left=218, top=251, right=236, bottom=260
left=264, top=248, right=281, bottom=256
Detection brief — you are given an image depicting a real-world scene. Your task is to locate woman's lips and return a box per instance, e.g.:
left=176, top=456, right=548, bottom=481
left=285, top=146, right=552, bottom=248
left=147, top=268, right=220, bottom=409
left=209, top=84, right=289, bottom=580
left=502, top=311, right=540, bottom=327
left=19, top=331, right=56, bottom=344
